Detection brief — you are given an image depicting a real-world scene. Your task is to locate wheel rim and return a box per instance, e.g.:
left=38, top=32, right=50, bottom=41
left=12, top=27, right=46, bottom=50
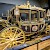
left=0, top=27, right=25, bottom=50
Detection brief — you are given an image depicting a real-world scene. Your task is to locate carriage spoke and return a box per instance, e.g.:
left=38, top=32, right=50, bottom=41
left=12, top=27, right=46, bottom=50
left=3, top=42, right=10, bottom=50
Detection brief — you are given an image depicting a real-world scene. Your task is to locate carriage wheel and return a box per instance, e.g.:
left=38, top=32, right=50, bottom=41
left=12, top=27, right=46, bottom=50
left=0, top=27, right=25, bottom=50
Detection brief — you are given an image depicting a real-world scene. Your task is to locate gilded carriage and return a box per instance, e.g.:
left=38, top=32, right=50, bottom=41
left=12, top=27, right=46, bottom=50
left=0, top=1, right=49, bottom=50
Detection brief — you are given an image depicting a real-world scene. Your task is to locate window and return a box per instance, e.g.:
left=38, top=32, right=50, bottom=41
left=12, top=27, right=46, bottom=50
left=1, top=15, right=7, bottom=20
left=20, top=13, right=29, bottom=21
left=31, top=11, right=38, bottom=21
left=40, top=11, right=44, bottom=18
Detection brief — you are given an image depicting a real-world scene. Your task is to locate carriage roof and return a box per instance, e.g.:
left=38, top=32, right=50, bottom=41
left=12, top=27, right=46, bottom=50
left=10, top=1, right=45, bottom=12
left=15, top=1, right=46, bottom=11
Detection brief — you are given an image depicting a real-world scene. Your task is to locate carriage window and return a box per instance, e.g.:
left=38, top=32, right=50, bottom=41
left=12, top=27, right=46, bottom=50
left=31, top=11, right=38, bottom=21
left=40, top=11, right=44, bottom=18
left=20, top=13, right=29, bottom=21
left=2, top=17, right=7, bottom=20
left=43, top=11, right=45, bottom=17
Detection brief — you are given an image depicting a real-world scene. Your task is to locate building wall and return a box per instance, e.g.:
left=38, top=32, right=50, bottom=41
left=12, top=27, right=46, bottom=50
left=0, top=0, right=40, bottom=7
left=40, top=2, right=48, bottom=8
left=0, top=0, right=40, bottom=17
left=0, top=3, right=15, bottom=17
left=39, top=0, right=48, bottom=8
left=0, top=0, right=48, bottom=16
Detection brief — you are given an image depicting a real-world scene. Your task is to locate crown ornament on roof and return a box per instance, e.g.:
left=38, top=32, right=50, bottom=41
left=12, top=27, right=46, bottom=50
left=27, top=1, right=31, bottom=8
left=17, top=1, right=31, bottom=8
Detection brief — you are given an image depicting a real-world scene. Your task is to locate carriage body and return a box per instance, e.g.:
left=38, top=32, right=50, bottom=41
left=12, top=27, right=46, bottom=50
left=0, top=1, right=50, bottom=50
